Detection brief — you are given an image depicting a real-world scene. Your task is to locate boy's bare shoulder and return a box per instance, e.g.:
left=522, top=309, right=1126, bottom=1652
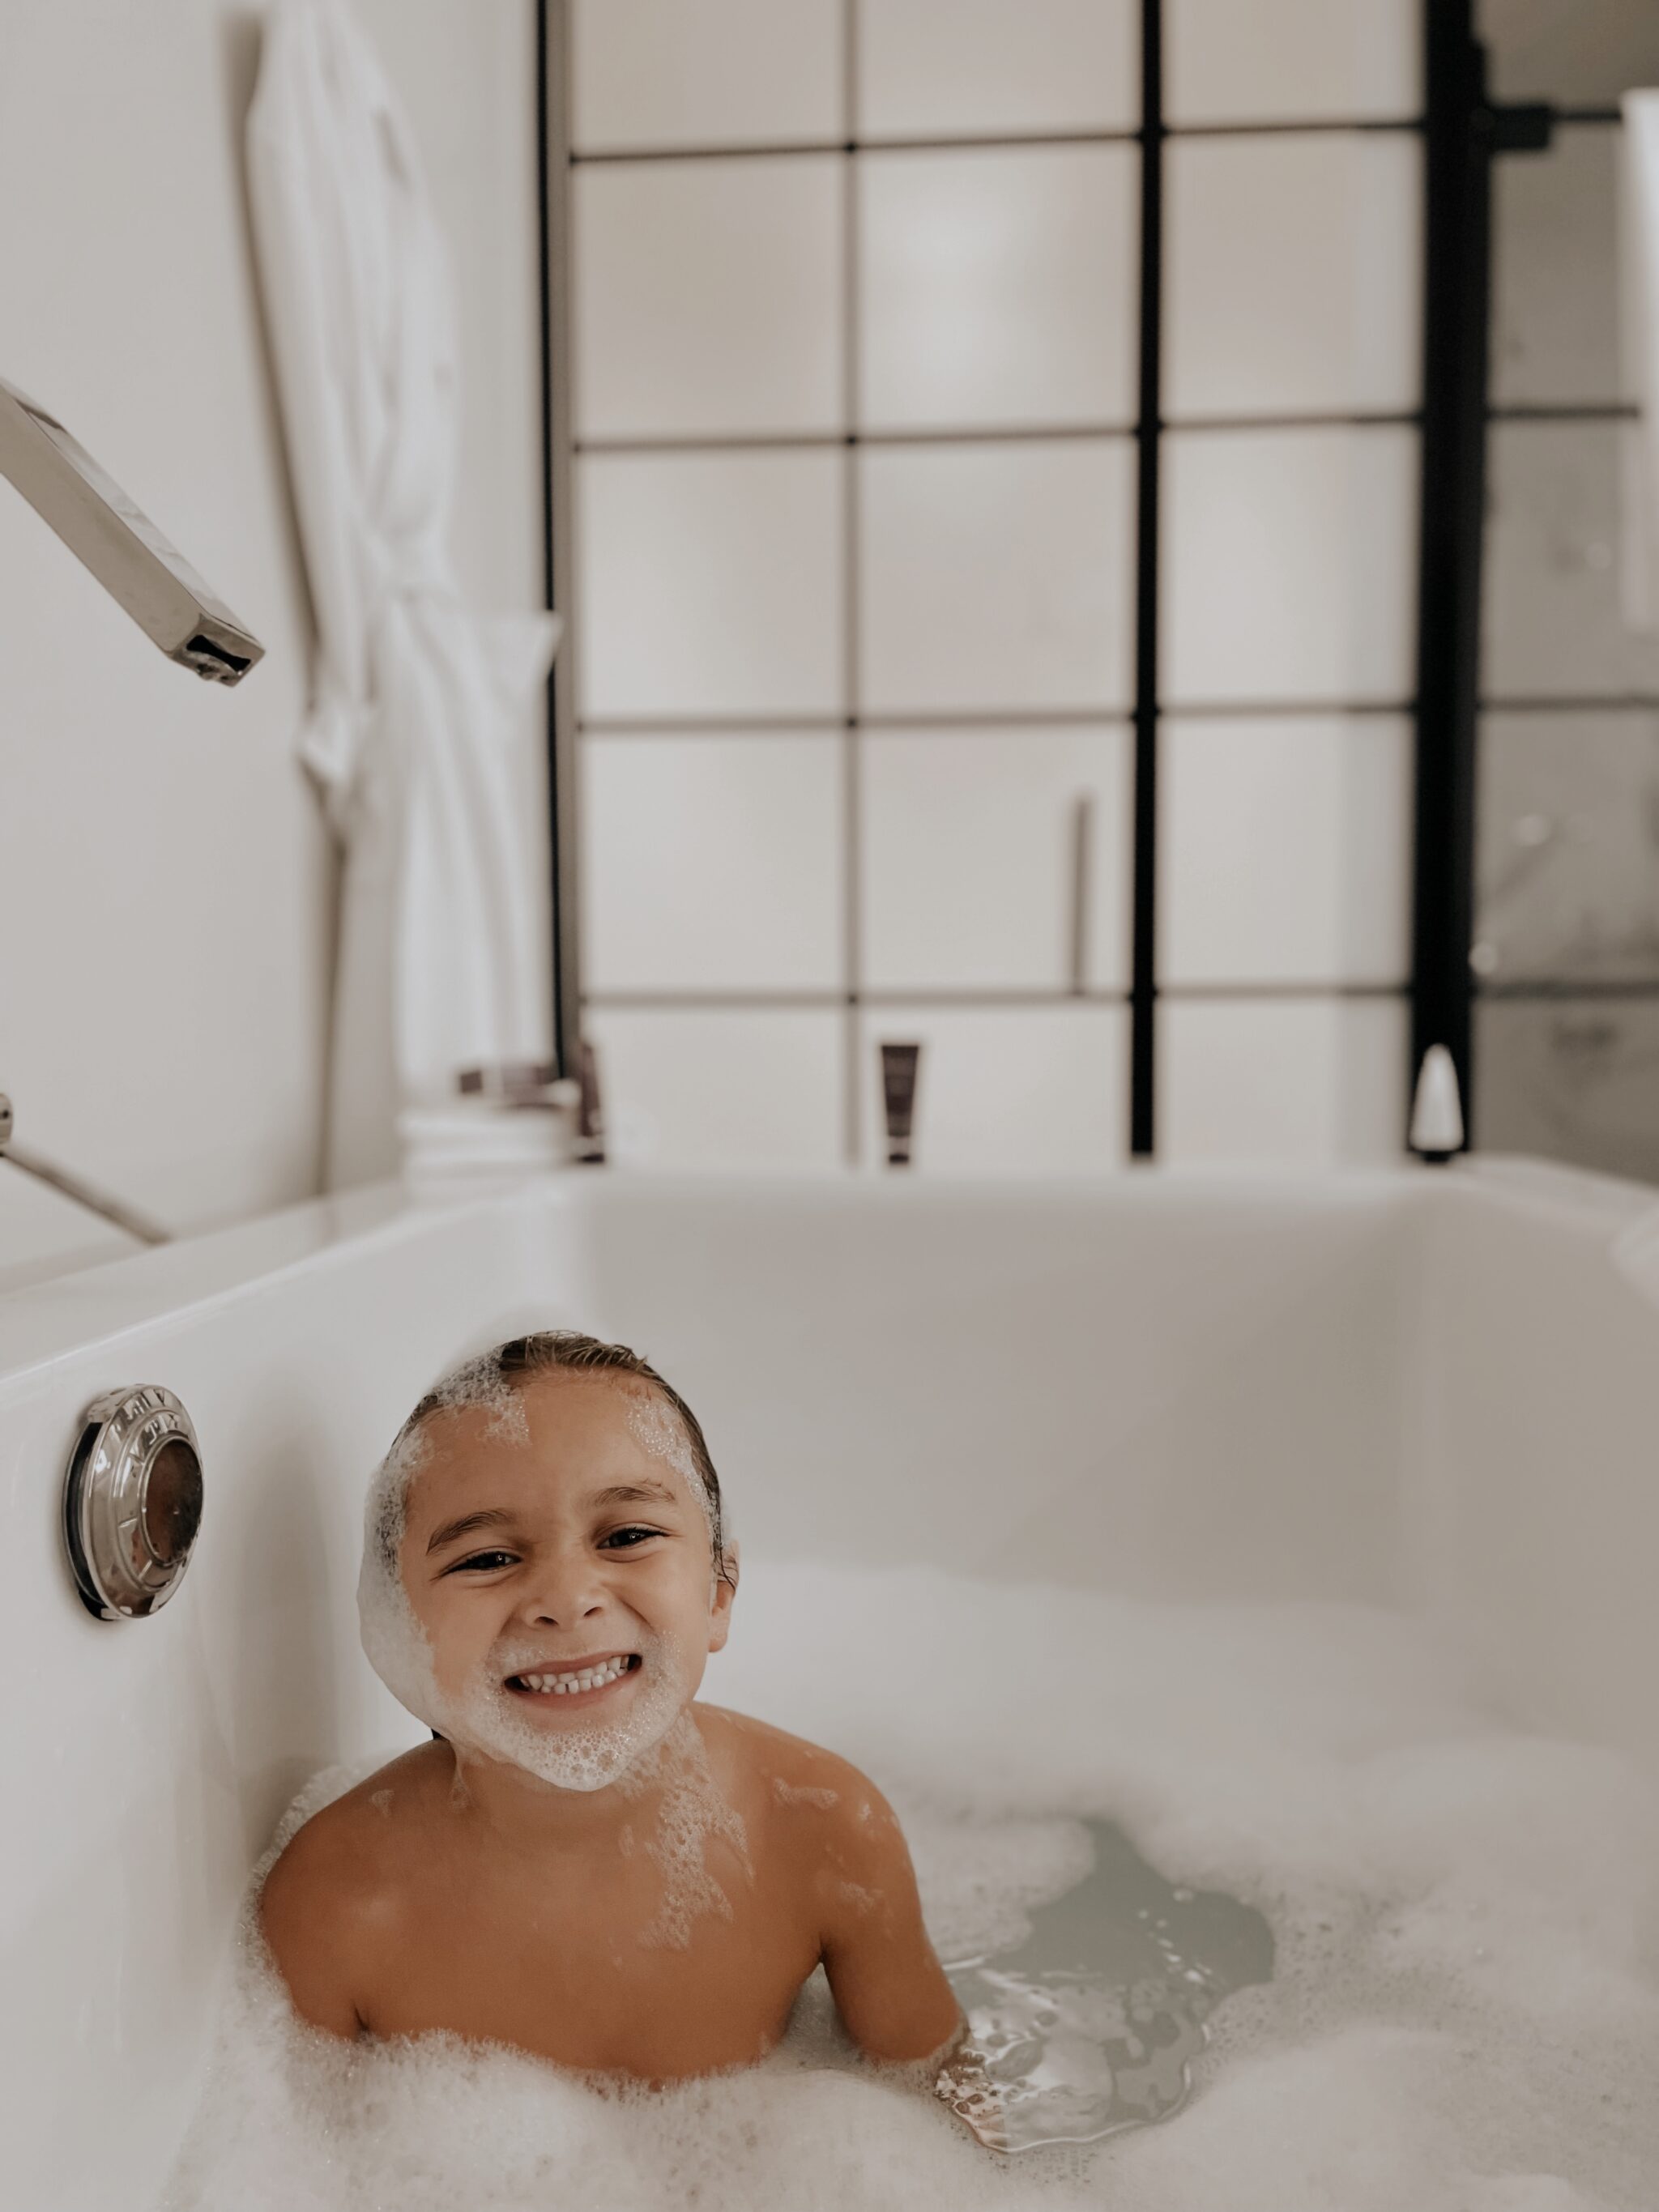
left=259, top=1745, right=450, bottom=1947
left=695, top=1705, right=899, bottom=1840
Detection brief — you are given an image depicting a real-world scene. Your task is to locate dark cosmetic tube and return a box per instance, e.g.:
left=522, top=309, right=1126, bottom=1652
left=575, top=1037, right=606, bottom=1166
left=881, top=1041, right=921, bottom=1167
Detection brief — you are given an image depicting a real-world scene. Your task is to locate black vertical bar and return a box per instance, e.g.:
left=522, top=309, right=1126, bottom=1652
left=537, top=0, right=582, bottom=1078
left=1129, top=0, right=1163, bottom=1156
left=842, top=0, right=862, bottom=1166
left=1411, top=0, right=1488, bottom=1145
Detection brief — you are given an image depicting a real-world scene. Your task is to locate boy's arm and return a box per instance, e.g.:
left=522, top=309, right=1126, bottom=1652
left=257, top=1815, right=376, bottom=2039
left=813, top=1777, right=962, bottom=2065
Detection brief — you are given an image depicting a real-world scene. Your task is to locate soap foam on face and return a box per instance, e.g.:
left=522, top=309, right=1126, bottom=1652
left=163, top=1563, right=1659, bottom=2212
left=356, top=1374, right=712, bottom=1794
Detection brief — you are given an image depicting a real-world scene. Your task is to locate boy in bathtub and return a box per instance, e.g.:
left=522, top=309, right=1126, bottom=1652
left=259, top=1332, right=995, bottom=2138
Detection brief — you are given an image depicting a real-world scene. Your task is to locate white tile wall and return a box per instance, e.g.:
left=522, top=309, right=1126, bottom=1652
left=1491, top=124, right=1621, bottom=408
left=1480, top=0, right=1659, bottom=109
left=1474, top=708, right=1659, bottom=986
left=860, top=440, right=1137, bottom=711
left=1160, top=998, right=1408, bottom=1165
left=582, top=735, right=843, bottom=991
left=859, top=146, right=1138, bottom=430
left=578, top=450, right=843, bottom=718
left=1162, top=426, right=1419, bottom=705
left=587, top=1008, right=845, bottom=1169
left=1482, top=423, right=1659, bottom=701
left=857, top=0, right=1139, bottom=137
left=574, top=157, right=842, bottom=437
left=861, top=727, right=1132, bottom=988
left=570, top=0, right=842, bottom=151
left=860, top=1007, right=1129, bottom=1171
left=1166, top=134, right=1422, bottom=419
left=1475, top=997, right=1659, bottom=1188
left=1166, top=0, right=1420, bottom=126
left=1162, top=717, right=1412, bottom=986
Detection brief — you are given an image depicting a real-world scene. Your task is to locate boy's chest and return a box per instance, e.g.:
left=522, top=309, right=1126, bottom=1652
left=365, top=1826, right=821, bottom=2078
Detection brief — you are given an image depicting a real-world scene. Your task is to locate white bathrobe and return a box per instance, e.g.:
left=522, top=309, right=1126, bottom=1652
left=246, top=0, right=559, bottom=1187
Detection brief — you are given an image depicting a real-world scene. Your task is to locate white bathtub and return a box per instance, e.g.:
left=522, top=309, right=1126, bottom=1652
left=5, top=1158, right=1659, bottom=2210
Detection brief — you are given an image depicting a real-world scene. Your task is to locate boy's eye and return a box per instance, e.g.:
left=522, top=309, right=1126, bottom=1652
left=600, top=1524, right=664, bottom=1549
left=443, top=1549, right=518, bottom=1575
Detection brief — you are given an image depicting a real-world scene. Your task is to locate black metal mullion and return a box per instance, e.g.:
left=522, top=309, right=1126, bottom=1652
left=842, top=1, right=863, bottom=1166
left=537, top=1, right=580, bottom=1079
left=1129, top=0, right=1164, bottom=1157
left=1410, top=19, right=1615, bottom=1148
left=1410, top=0, right=1489, bottom=1149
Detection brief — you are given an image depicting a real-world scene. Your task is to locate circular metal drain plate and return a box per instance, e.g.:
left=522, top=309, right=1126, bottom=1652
left=64, top=1385, right=203, bottom=1620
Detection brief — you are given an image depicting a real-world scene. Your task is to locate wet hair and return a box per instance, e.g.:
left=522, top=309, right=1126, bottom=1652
left=375, top=1329, right=737, bottom=1593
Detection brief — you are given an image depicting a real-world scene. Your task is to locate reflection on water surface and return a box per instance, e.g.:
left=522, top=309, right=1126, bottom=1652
left=942, top=1821, right=1274, bottom=2153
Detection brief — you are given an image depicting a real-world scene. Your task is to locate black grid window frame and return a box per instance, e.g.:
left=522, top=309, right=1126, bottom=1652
left=538, top=0, right=1438, bottom=1162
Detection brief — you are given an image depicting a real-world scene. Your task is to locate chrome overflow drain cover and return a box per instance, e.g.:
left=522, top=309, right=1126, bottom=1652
left=64, top=1385, right=204, bottom=1620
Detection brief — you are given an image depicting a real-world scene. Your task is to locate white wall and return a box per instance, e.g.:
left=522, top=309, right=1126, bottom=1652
left=0, top=0, right=543, bottom=1290
left=565, top=0, right=1422, bottom=1175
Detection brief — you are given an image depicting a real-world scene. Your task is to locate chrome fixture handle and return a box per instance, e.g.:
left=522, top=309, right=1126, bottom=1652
left=0, top=375, right=263, bottom=684
left=0, top=1093, right=169, bottom=1245
left=63, top=1385, right=204, bottom=1621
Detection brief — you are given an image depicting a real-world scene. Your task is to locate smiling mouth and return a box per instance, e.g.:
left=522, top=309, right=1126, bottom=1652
left=504, top=1654, right=641, bottom=1705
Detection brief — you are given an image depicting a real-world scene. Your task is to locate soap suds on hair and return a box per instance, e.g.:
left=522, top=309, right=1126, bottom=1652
left=621, top=1384, right=720, bottom=1554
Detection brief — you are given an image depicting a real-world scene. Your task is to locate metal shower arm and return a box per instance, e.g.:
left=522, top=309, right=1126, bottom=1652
left=0, top=374, right=264, bottom=684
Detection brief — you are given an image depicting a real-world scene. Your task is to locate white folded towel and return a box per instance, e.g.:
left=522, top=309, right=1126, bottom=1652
left=1619, top=92, right=1659, bottom=633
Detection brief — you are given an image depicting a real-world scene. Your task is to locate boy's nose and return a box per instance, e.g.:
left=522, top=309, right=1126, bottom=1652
left=516, top=1552, right=607, bottom=1627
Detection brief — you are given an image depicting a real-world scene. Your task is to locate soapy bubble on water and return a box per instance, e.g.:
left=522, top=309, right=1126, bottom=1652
left=166, top=1562, right=1659, bottom=2210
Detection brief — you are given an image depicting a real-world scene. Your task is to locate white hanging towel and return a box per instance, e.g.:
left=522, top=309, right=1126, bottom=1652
left=1619, top=92, right=1659, bottom=633
left=245, top=0, right=560, bottom=1188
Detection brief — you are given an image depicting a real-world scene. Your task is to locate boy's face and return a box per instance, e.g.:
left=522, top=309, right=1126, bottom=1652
left=392, top=1374, right=735, bottom=1790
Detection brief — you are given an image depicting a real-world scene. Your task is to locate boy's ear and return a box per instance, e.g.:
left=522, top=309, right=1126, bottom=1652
left=707, top=1541, right=740, bottom=1652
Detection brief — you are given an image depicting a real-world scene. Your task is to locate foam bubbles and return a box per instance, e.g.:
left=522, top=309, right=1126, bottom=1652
left=622, top=1386, right=720, bottom=1558
left=626, top=1714, right=754, bottom=1950
left=165, top=1564, right=1659, bottom=2210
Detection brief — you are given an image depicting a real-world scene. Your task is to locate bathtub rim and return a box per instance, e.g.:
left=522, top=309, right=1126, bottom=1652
left=1, top=1151, right=1649, bottom=1402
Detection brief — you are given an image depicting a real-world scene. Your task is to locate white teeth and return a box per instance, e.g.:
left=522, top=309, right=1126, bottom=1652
left=516, top=1656, right=630, bottom=1696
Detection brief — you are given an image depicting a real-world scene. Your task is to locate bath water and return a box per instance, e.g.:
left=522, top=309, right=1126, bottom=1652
left=164, top=1561, right=1659, bottom=2210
